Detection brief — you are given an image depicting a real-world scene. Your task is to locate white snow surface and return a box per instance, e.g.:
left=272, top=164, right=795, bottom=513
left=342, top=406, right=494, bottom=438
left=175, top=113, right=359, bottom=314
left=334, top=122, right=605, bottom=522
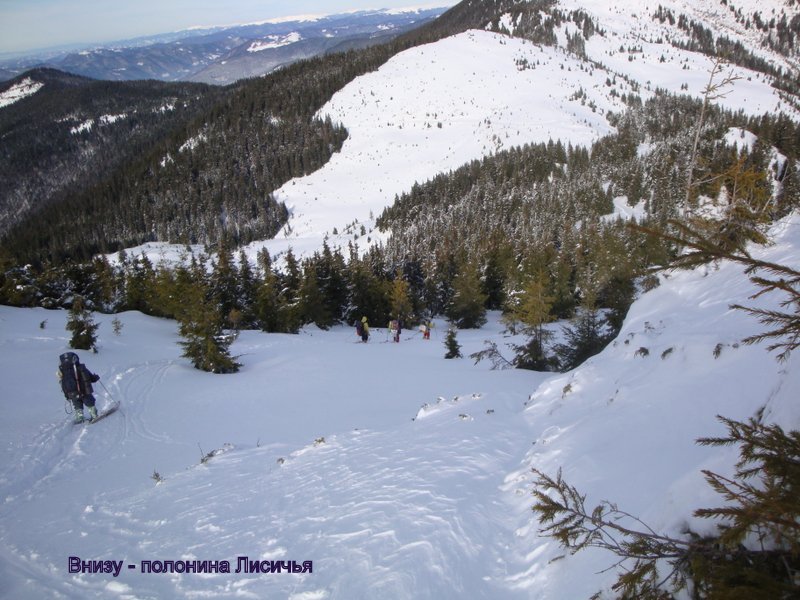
left=0, top=77, right=44, bottom=109
left=2, top=214, right=800, bottom=598
left=248, top=33, right=303, bottom=53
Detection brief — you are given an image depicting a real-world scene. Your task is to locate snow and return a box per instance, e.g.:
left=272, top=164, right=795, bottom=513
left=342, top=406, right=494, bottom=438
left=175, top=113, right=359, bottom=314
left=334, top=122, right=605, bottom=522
left=0, top=77, right=44, bottom=109
left=2, top=214, right=800, bottom=598
left=99, top=113, right=126, bottom=125
left=179, top=133, right=207, bottom=153
left=723, top=126, right=758, bottom=152
left=70, top=119, right=95, bottom=135
left=247, top=33, right=302, bottom=53
left=68, top=114, right=128, bottom=135
left=5, top=3, right=800, bottom=596
left=600, top=196, right=647, bottom=223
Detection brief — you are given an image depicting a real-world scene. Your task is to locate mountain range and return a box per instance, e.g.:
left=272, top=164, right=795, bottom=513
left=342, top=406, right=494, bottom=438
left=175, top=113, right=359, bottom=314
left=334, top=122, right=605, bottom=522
left=0, top=8, right=448, bottom=85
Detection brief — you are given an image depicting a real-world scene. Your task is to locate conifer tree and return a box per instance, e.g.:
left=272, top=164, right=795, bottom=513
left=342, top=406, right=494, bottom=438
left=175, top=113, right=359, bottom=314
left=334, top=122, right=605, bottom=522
left=66, top=295, right=99, bottom=351
left=389, top=271, right=413, bottom=325
left=548, top=253, right=577, bottom=319
left=237, top=250, right=258, bottom=328
left=531, top=415, right=800, bottom=599
left=481, top=243, right=511, bottom=310
left=345, top=248, right=389, bottom=325
left=505, top=273, right=557, bottom=370
left=91, top=255, right=121, bottom=312
left=316, top=242, right=348, bottom=324
left=176, top=279, right=239, bottom=374
left=553, top=287, right=611, bottom=372
left=402, top=257, right=428, bottom=317
left=255, top=266, right=286, bottom=333
left=298, top=261, right=332, bottom=329
left=446, top=261, right=487, bottom=329
left=279, top=249, right=304, bottom=333
left=444, top=327, right=462, bottom=359
left=209, top=238, right=240, bottom=320
left=123, top=254, right=157, bottom=314
left=151, top=264, right=178, bottom=319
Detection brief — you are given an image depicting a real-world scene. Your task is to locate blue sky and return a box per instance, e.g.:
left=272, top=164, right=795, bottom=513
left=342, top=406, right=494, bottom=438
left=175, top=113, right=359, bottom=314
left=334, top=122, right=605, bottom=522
left=0, top=1, right=455, bottom=55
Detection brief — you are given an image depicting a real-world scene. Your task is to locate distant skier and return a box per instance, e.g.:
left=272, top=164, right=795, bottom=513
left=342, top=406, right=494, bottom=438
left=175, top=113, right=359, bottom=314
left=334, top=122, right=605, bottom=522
left=360, top=316, right=370, bottom=342
left=58, top=352, right=100, bottom=423
left=394, top=318, right=402, bottom=343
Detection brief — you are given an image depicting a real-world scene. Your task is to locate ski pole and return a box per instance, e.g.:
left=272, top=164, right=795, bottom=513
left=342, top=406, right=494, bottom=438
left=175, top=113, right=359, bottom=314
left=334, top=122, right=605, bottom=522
left=99, top=380, right=116, bottom=403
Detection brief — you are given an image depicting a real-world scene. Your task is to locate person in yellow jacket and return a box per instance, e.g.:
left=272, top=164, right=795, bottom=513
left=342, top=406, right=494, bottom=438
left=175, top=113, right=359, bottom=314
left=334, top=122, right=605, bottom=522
left=358, top=316, right=370, bottom=342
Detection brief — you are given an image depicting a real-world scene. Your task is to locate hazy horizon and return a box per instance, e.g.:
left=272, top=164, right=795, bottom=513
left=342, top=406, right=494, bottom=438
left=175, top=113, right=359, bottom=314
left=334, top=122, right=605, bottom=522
left=0, top=1, right=455, bottom=56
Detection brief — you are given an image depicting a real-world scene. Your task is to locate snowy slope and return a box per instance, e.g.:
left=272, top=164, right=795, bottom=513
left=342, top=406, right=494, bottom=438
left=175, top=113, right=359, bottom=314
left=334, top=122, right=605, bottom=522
left=503, top=214, right=800, bottom=598
left=2, top=214, right=798, bottom=598
left=119, top=0, right=798, bottom=267
left=0, top=77, right=44, bottom=108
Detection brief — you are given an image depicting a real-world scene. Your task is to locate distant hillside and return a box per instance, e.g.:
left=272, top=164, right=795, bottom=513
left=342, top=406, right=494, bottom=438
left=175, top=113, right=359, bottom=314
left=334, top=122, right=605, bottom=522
left=0, top=4, right=468, bottom=263
left=0, top=65, right=349, bottom=262
left=0, top=69, right=222, bottom=244
left=0, top=8, right=448, bottom=85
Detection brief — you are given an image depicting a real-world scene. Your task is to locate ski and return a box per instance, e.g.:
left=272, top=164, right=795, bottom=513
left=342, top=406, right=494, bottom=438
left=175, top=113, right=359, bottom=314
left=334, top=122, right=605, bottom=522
left=84, top=401, right=120, bottom=425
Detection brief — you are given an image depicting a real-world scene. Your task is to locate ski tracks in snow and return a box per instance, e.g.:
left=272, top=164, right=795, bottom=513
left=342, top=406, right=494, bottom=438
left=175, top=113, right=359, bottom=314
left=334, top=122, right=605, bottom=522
left=113, top=360, right=175, bottom=445
left=79, top=392, right=535, bottom=599
left=1, top=358, right=173, bottom=508
left=0, top=418, right=88, bottom=505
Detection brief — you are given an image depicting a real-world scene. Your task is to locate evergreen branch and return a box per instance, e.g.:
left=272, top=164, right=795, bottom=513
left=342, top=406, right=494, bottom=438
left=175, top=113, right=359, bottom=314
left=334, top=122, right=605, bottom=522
left=631, top=218, right=800, bottom=361
left=532, top=411, right=800, bottom=597
left=469, top=341, right=514, bottom=369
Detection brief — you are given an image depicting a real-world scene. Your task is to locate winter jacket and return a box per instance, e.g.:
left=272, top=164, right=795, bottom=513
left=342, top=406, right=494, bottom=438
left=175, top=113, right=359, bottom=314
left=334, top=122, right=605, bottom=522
left=59, top=362, right=100, bottom=399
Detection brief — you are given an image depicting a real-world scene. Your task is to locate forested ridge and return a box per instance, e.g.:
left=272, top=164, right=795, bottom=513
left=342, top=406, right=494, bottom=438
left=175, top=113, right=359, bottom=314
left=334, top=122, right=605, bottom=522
left=0, top=0, right=494, bottom=264
left=3, top=0, right=798, bottom=262
left=0, top=69, right=222, bottom=240
left=3, top=4, right=799, bottom=596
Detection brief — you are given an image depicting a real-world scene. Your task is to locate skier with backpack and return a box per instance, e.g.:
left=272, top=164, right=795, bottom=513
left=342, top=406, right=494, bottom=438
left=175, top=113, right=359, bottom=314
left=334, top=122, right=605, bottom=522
left=58, top=352, right=100, bottom=423
left=355, top=316, right=370, bottom=342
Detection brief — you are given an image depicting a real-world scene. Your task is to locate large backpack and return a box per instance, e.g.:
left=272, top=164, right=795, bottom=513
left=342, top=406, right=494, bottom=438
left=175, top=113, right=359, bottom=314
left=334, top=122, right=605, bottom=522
left=355, top=320, right=364, bottom=336
left=59, top=352, right=81, bottom=398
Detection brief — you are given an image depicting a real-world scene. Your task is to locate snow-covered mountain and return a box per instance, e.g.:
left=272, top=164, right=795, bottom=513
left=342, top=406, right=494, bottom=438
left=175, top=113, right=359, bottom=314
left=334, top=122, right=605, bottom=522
left=0, top=8, right=450, bottom=84
left=113, top=0, right=799, bottom=267
left=3, top=0, right=798, bottom=264
left=1, top=201, right=797, bottom=599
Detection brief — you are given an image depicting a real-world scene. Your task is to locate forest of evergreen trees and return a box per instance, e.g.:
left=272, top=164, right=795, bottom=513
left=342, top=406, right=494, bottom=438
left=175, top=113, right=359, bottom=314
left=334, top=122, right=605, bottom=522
left=2, top=85, right=797, bottom=374
left=1, top=0, right=798, bottom=374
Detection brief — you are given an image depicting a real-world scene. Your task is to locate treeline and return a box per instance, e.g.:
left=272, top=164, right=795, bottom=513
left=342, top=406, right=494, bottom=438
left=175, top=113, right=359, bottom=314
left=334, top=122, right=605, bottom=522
left=0, top=214, right=655, bottom=372
left=378, top=94, right=800, bottom=275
